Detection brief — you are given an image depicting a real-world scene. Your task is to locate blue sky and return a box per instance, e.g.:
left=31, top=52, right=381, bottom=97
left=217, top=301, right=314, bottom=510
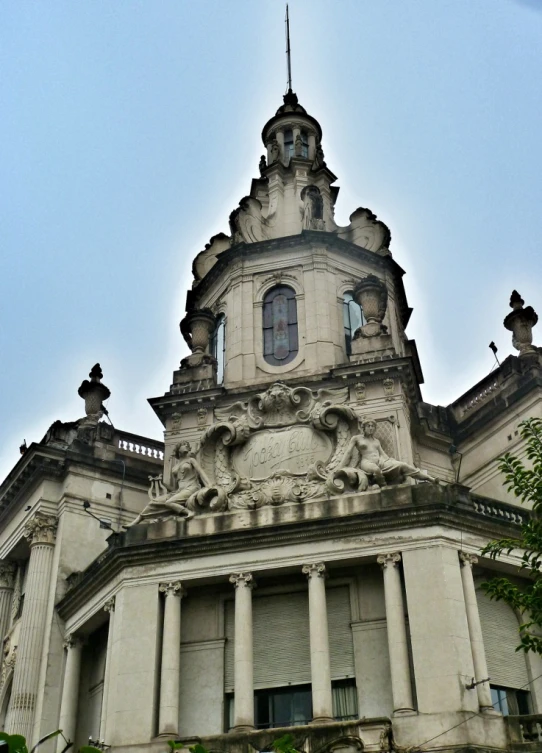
left=1, top=0, right=541, bottom=478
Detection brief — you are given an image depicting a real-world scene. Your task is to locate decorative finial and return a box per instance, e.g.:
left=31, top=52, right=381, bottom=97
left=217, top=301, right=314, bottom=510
left=78, top=363, right=111, bottom=423
left=504, top=291, right=538, bottom=356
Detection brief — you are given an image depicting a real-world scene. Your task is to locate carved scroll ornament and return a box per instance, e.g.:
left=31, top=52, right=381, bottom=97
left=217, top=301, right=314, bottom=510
left=127, top=382, right=437, bottom=526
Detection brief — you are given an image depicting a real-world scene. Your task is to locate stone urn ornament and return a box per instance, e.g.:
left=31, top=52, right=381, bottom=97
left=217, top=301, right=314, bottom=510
left=78, top=364, right=111, bottom=422
left=352, top=274, right=388, bottom=338
left=504, top=290, right=538, bottom=356
left=180, top=308, right=216, bottom=367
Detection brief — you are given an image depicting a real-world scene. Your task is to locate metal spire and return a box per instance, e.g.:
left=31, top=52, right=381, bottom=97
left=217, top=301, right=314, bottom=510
left=285, top=4, right=292, bottom=93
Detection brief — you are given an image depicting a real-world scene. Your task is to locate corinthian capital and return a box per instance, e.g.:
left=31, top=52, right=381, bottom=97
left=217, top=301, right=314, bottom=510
left=459, top=552, right=478, bottom=568
left=103, top=597, right=115, bottom=614
left=377, top=552, right=402, bottom=569
left=0, top=562, right=16, bottom=589
left=24, top=514, right=58, bottom=547
left=302, top=562, right=327, bottom=579
left=229, top=572, right=255, bottom=589
left=159, top=581, right=185, bottom=598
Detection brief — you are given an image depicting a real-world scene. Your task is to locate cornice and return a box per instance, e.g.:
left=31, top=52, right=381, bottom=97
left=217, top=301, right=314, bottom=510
left=57, top=484, right=525, bottom=620
left=186, top=232, right=411, bottom=331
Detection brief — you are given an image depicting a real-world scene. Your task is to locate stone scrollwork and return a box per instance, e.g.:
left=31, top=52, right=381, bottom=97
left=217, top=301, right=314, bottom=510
left=24, top=514, right=58, bottom=547
left=302, top=562, right=326, bottom=579
left=229, top=572, right=255, bottom=589
left=127, top=382, right=438, bottom=527
left=159, top=581, right=185, bottom=598
left=0, top=562, right=16, bottom=590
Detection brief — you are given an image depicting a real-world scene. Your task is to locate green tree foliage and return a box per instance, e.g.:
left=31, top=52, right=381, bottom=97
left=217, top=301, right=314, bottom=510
left=0, top=731, right=69, bottom=753
left=272, top=734, right=302, bottom=753
left=481, top=417, right=542, bottom=654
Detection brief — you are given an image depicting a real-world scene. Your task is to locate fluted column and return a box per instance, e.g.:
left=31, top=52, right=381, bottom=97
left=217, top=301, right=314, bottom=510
left=302, top=562, right=333, bottom=723
left=229, top=572, right=255, bottom=731
left=99, top=597, right=116, bottom=741
left=56, top=636, right=84, bottom=751
left=0, top=562, right=16, bottom=643
left=7, top=514, right=58, bottom=738
left=377, top=553, right=414, bottom=714
left=459, top=552, right=493, bottom=711
left=158, top=581, right=185, bottom=736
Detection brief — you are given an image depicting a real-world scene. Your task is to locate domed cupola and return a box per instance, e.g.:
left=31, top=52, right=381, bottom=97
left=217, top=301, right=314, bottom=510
left=261, top=89, right=323, bottom=167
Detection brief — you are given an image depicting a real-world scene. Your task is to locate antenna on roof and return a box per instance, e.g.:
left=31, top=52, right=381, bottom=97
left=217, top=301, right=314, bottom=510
left=285, top=4, right=293, bottom=93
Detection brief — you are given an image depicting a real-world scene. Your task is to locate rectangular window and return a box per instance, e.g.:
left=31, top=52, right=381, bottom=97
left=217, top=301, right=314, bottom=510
left=226, top=680, right=358, bottom=731
left=490, top=685, right=530, bottom=716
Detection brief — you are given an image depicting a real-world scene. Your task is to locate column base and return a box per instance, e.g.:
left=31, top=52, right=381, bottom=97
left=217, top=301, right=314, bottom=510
left=480, top=706, right=501, bottom=716
left=155, top=731, right=180, bottom=739
left=393, top=708, right=417, bottom=717
left=230, top=724, right=255, bottom=733
left=310, top=716, right=335, bottom=725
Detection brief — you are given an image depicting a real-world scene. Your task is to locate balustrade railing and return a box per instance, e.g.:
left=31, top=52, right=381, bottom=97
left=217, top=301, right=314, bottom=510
left=508, top=714, right=542, bottom=743
left=469, top=495, right=527, bottom=526
left=116, top=432, right=164, bottom=460
left=451, top=374, right=500, bottom=419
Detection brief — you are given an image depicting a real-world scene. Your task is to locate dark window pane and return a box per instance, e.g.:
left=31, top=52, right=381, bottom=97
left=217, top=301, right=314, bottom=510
left=289, top=323, right=298, bottom=351
left=263, top=328, right=274, bottom=356
left=288, top=297, right=297, bottom=324
left=272, top=294, right=290, bottom=360
left=263, top=301, right=273, bottom=328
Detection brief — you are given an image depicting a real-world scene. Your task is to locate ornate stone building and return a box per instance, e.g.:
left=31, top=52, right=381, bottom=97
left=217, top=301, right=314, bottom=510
left=0, top=88, right=541, bottom=753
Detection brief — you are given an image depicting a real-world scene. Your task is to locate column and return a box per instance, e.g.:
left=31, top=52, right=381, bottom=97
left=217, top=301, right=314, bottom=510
left=0, top=562, right=16, bottom=643
left=99, top=597, right=116, bottom=741
left=158, top=581, right=184, bottom=736
left=377, top=553, right=414, bottom=714
left=7, top=514, right=58, bottom=738
left=229, top=572, right=255, bottom=731
left=302, top=563, right=333, bottom=723
left=459, top=552, right=493, bottom=712
left=56, top=636, right=83, bottom=751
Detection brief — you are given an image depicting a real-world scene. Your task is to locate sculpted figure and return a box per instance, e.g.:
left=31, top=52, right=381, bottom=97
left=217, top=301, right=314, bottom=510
left=340, top=419, right=437, bottom=487
left=300, top=185, right=324, bottom=230
left=127, top=441, right=211, bottom=527
left=269, top=138, right=280, bottom=163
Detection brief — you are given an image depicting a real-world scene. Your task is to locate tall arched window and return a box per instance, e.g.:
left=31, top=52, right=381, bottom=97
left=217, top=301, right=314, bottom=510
left=263, top=286, right=298, bottom=365
left=284, top=129, right=294, bottom=161
left=343, top=292, right=365, bottom=356
left=211, top=314, right=226, bottom=384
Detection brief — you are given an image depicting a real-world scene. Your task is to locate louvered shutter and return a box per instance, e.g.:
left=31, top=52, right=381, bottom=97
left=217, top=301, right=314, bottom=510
left=328, top=586, right=355, bottom=679
left=224, top=587, right=355, bottom=692
left=477, top=588, right=529, bottom=689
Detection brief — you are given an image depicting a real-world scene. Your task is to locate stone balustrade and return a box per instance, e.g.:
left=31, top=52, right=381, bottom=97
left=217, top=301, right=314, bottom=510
left=117, top=431, right=164, bottom=460
left=508, top=713, right=542, bottom=743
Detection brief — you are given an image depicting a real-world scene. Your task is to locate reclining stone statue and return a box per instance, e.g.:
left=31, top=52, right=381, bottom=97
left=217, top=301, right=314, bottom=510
left=339, top=419, right=437, bottom=487
left=127, top=440, right=211, bottom=527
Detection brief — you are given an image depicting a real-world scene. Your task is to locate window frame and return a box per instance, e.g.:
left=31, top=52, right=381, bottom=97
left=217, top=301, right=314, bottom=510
left=211, top=313, right=226, bottom=385
left=343, top=292, right=365, bottom=356
left=262, top=285, right=299, bottom=366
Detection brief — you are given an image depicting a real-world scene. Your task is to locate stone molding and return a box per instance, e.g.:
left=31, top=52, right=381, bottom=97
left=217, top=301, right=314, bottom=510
left=103, top=596, right=115, bottom=614
left=229, top=572, right=255, bottom=589
left=459, top=551, right=478, bottom=567
left=24, top=514, right=58, bottom=547
left=302, top=562, right=327, bottom=579
left=377, top=552, right=401, bottom=569
left=159, top=581, right=185, bottom=598
left=63, top=634, right=84, bottom=651
left=0, top=561, right=16, bottom=589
